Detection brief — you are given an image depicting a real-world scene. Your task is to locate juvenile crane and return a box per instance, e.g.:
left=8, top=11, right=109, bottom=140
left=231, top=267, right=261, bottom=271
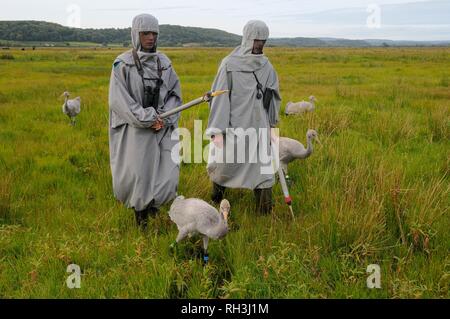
left=61, top=91, right=81, bottom=125
left=278, top=129, right=320, bottom=181
left=285, top=96, right=317, bottom=115
left=169, top=196, right=230, bottom=263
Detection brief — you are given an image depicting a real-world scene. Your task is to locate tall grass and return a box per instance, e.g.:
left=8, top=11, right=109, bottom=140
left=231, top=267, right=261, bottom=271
left=0, top=47, right=448, bottom=298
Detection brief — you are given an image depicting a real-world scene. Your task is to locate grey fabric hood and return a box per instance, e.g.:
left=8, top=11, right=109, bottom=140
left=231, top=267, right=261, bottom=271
left=224, top=20, right=270, bottom=72
left=131, top=14, right=160, bottom=51
left=240, top=20, right=270, bottom=55
left=113, top=13, right=170, bottom=68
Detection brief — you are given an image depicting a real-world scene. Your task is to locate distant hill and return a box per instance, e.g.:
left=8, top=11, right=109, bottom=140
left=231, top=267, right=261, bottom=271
left=269, top=37, right=371, bottom=47
left=363, top=39, right=450, bottom=47
left=0, top=21, right=449, bottom=48
left=0, top=21, right=241, bottom=47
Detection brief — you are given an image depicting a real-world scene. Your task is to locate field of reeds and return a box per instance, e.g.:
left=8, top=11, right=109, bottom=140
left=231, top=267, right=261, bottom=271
left=0, top=47, right=448, bottom=298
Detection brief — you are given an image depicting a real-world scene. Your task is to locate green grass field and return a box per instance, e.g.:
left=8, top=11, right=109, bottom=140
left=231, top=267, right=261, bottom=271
left=0, top=47, right=448, bottom=298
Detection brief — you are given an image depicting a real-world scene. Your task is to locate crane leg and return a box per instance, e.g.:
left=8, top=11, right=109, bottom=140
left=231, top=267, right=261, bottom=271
left=169, top=241, right=179, bottom=257
left=170, top=226, right=192, bottom=258
left=202, top=236, right=209, bottom=265
left=176, top=228, right=189, bottom=243
left=281, top=163, right=288, bottom=175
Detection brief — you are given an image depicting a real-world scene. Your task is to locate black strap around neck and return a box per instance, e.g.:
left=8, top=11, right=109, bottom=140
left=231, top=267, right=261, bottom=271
left=132, top=49, right=144, bottom=77
left=253, top=72, right=265, bottom=97
left=132, top=48, right=163, bottom=85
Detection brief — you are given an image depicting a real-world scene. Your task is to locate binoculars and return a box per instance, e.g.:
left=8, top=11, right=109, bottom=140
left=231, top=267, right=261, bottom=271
left=143, top=79, right=163, bottom=109
left=143, top=86, right=160, bottom=109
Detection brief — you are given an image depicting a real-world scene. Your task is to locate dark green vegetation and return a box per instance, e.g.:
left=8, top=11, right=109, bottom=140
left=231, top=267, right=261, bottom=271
left=2, top=21, right=449, bottom=48
left=0, top=21, right=241, bottom=47
left=0, top=47, right=449, bottom=298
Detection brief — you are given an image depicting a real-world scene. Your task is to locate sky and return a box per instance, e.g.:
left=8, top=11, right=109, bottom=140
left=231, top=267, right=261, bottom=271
left=1, top=0, right=449, bottom=41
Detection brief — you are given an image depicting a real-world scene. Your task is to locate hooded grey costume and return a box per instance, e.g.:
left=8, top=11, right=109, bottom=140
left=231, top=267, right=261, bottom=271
left=109, top=14, right=182, bottom=216
left=206, top=21, right=281, bottom=194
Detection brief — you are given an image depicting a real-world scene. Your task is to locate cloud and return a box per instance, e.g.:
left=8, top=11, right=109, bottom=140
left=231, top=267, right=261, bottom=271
left=273, top=0, right=450, bottom=25
left=88, top=6, right=195, bottom=12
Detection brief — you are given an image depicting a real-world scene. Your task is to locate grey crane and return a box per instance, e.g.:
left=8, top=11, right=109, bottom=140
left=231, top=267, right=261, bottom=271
left=169, top=196, right=230, bottom=263
left=285, top=96, right=317, bottom=115
left=61, top=91, right=81, bottom=125
left=278, top=129, right=320, bottom=181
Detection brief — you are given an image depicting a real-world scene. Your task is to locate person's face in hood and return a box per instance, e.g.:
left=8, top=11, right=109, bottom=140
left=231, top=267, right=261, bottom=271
left=131, top=14, right=159, bottom=51
left=140, top=31, right=158, bottom=52
left=240, top=20, right=269, bottom=55
left=252, top=39, right=266, bottom=54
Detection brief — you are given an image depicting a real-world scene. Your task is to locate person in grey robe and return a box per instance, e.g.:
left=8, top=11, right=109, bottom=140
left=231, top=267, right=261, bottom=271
left=206, top=20, right=281, bottom=215
left=108, top=14, right=182, bottom=228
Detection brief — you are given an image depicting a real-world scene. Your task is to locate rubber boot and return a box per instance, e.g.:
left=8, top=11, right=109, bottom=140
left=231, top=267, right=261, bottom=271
left=134, top=209, right=149, bottom=230
left=148, top=207, right=159, bottom=218
left=254, top=188, right=273, bottom=215
left=211, top=182, right=226, bottom=204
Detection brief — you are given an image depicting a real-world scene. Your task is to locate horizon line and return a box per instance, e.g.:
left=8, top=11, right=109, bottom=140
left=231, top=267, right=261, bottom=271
left=1, top=19, right=450, bottom=43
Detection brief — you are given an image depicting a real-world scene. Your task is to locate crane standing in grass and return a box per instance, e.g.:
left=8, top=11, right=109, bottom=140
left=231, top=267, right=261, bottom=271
left=278, top=129, right=321, bottom=181
left=61, top=91, right=81, bottom=125
left=285, top=96, right=317, bottom=115
left=168, top=196, right=230, bottom=264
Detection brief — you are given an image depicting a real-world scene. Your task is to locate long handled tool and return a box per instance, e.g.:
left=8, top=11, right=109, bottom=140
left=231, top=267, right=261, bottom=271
left=279, top=164, right=295, bottom=220
left=159, top=90, right=228, bottom=119
left=271, top=141, right=295, bottom=220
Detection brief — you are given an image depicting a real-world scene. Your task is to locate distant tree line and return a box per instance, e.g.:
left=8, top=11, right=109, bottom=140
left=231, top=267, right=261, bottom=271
left=0, top=21, right=241, bottom=47
left=2, top=21, right=447, bottom=48
left=0, top=21, right=131, bottom=43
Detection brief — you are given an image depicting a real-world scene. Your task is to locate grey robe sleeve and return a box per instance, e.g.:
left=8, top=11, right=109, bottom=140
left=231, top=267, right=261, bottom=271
left=162, top=67, right=182, bottom=127
left=109, top=62, right=158, bottom=129
left=267, top=68, right=282, bottom=128
left=206, top=65, right=231, bottom=136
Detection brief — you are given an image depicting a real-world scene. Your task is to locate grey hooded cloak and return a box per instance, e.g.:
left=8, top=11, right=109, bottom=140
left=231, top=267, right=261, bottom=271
left=109, top=14, right=182, bottom=211
left=206, top=20, right=281, bottom=190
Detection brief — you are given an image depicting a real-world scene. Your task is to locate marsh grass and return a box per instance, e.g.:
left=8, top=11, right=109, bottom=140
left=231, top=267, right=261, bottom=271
left=0, top=47, right=448, bottom=298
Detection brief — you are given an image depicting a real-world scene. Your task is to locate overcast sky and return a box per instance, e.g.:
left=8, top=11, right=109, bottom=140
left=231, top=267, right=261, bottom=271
left=2, top=0, right=449, bottom=40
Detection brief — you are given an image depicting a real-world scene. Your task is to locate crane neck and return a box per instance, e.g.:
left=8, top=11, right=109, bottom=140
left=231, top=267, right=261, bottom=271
left=63, top=96, right=69, bottom=110
left=218, top=212, right=229, bottom=227
left=210, top=217, right=228, bottom=238
left=306, top=137, right=314, bottom=155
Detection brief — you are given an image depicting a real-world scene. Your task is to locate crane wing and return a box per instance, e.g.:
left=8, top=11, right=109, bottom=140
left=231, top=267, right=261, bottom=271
left=169, top=198, right=221, bottom=231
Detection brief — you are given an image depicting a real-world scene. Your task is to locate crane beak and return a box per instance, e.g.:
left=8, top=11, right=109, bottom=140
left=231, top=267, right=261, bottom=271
left=223, top=210, right=229, bottom=222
